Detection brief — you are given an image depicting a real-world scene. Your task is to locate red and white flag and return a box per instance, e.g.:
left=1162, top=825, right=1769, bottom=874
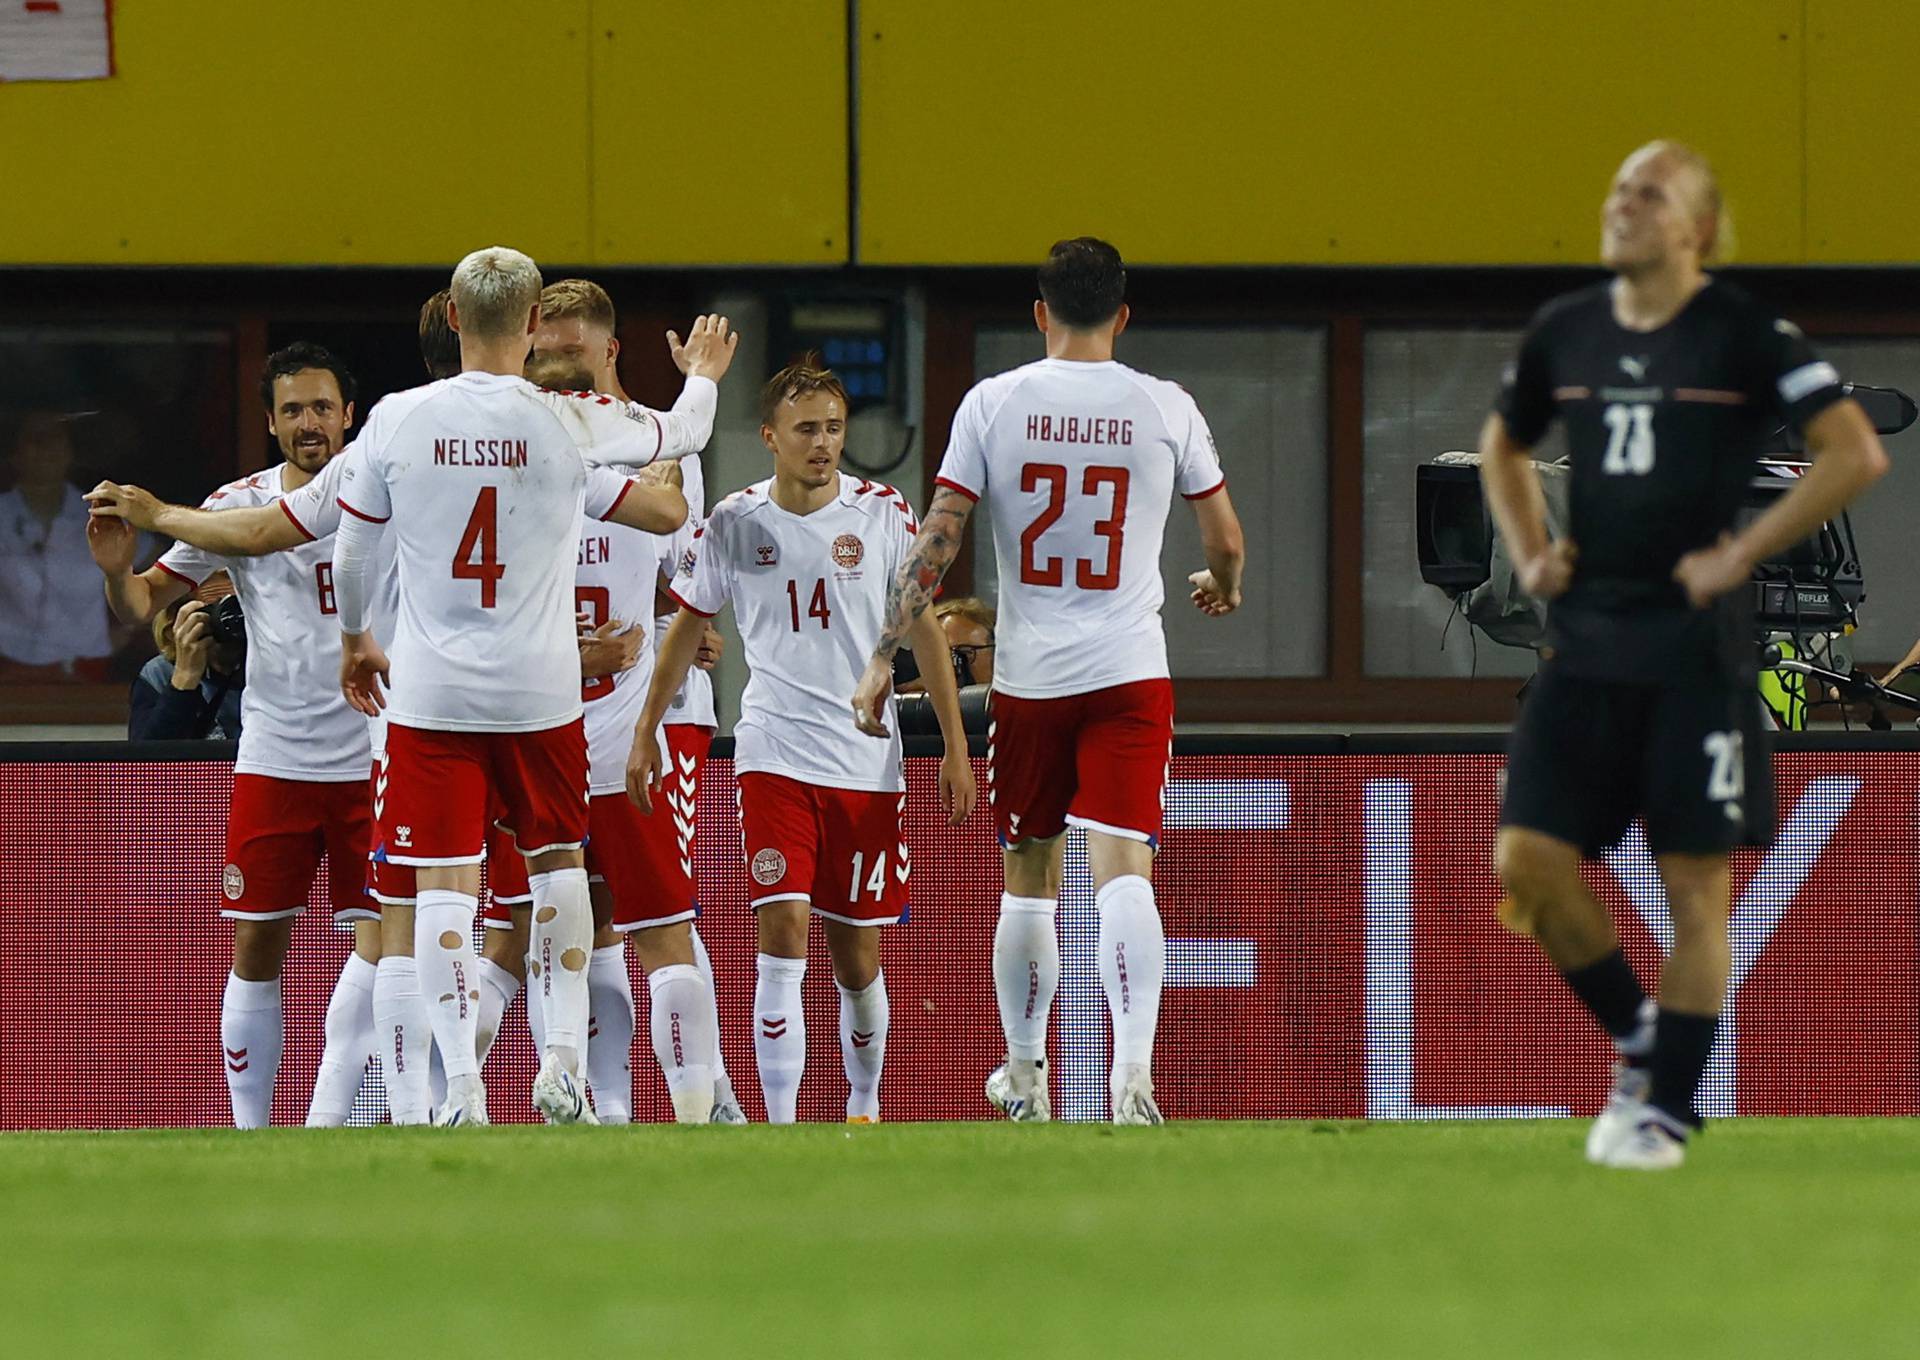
left=0, top=0, right=113, bottom=83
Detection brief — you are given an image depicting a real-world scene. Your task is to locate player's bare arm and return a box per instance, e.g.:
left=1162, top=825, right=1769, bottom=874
left=86, top=481, right=305, bottom=557
left=1672, top=398, right=1889, bottom=607
left=86, top=511, right=188, bottom=624
left=627, top=606, right=710, bottom=812
left=666, top=314, right=739, bottom=383
left=1188, top=487, right=1247, bottom=617
left=604, top=479, right=688, bottom=535
left=1478, top=412, right=1578, bottom=601
left=910, top=607, right=977, bottom=825
left=852, top=486, right=976, bottom=731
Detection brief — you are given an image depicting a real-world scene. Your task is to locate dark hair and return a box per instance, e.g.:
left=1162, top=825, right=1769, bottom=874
left=760, top=354, right=850, bottom=427
left=418, top=289, right=461, bottom=380
left=1037, top=237, right=1126, bottom=329
left=259, top=342, right=357, bottom=412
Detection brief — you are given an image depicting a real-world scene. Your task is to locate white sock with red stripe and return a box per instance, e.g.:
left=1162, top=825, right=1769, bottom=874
left=530, top=868, right=592, bottom=1076
left=415, top=890, right=481, bottom=1083
left=587, top=943, right=636, bottom=1124
left=754, top=953, right=807, bottom=1123
left=649, top=963, right=715, bottom=1124
left=221, top=973, right=282, bottom=1129
left=838, top=973, right=889, bottom=1121
left=1095, top=874, right=1164, bottom=1072
left=306, top=952, right=376, bottom=1127
left=691, top=926, right=735, bottom=1098
left=475, top=956, right=520, bottom=1068
left=994, top=894, right=1059, bottom=1062
left=372, top=956, right=431, bottom=1124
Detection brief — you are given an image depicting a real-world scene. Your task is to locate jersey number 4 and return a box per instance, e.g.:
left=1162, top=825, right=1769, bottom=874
left=1601, top=403, right=1656, bottom=476
left=1019, top=463, right=1129, bottom=590
left=452, top=487, right=505, bottom=607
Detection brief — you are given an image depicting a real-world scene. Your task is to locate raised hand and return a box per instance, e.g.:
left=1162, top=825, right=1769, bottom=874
left=85, top=508, right=138, bottom=576
left=85, top=480, right=163, bottom=531
left=667, top=315, right=739, bottom=383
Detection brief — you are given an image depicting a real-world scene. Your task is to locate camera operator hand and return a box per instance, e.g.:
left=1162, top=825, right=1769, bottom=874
left=170, top=600, right=214, bottom=691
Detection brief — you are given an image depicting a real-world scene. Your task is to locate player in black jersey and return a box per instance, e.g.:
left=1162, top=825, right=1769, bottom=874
left=1480, top=141, right=1889, bottom=1170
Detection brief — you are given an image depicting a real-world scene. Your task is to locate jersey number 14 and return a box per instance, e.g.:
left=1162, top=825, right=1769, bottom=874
left=1601, top=403, right=1656, bottom=476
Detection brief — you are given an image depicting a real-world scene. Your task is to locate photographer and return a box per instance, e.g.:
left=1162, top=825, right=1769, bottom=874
left=894, top=596, right=996, bottom=736
left=130, top=582, right=245, bottom=739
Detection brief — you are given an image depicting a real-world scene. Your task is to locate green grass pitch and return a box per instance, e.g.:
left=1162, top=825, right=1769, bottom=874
left=5, top=1120, right=1918, bottom=1358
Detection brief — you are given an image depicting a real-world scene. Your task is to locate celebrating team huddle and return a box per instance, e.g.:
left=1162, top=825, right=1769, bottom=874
left=85, top=236, right=1246, bottom=1128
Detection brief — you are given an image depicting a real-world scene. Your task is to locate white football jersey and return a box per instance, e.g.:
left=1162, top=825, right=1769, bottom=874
left=157, top=464, right=369, bottom=782
left=336, top=373, right=646, bottom=733
left=671, top=473, right=917, bottom=793
left=577, top=515, right=664, bottom=795
left=654, top=453, right=716, bottom=728
left=936, top=357, right=1226, bottom=699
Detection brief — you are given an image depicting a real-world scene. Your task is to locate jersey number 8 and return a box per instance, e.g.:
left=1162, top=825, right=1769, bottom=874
left=1601, top=403, right=1656, bottom=476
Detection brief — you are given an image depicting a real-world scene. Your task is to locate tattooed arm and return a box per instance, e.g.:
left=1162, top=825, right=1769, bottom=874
left=851, top=486, right=976, bottom=738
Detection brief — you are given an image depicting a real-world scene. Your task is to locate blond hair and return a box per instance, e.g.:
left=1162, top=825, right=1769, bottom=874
left=539, top=278, right=616, bottom=331
left=450, top=246, right=543, bottom=340
left=934, top=596, right=996, bottom=636
left=759, top=354, right=849, bottom=428
left=1633, top=139, right=1736, bottom=264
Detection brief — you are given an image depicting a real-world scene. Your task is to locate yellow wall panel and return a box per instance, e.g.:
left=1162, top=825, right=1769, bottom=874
left=0, top=2, right=595, bottom=266
left=591, top=2, right=846, bottom=264
left=858, top=1, right=1806, bottom=265
left=1806, top=1, right=1920, bottom=263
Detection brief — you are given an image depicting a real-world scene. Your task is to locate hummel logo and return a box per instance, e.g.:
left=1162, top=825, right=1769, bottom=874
left=1618, top=354, right=1650, bottom=381
left=395, top=825, right=413, bottom=847
left=851, top=1029, right=875, bottom=1049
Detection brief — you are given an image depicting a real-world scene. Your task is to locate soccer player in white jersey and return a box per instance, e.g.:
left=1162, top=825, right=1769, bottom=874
left=631, top=360, right=976, bottom=1123
left=84, top=344, right=374, bottom=1129
left=498, top=278, right=742, bottom=1124
left=330, top=246, right=690, bottom=1126
left=854, top=239, right=1248, bottom=1125
left=87, top=290, right=723, bottom=1125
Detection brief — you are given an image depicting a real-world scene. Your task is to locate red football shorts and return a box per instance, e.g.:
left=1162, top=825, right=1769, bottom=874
left=381, top=817, right=527, bottom=921
left=988, top=678, right=1174, bottom=847
left=376, top=719, right=588, bottom=867
left=736, top=771, right=908, bottom=925
left=589, top=793, right=698, bottom=931
left=222, top=773, right=374, bottom=923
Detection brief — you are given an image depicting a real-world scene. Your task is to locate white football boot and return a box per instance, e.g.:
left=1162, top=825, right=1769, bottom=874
left=532, top=1054, right=600, bottom=1126
left=710, top=1075, right=748, bottom=1125
left=1596, top=1105, right=1688, bottom=1171
left=431, top=1074, right=490, bottom=1128
left=985, top=1058, right=1052, bottom=1123
left=1110, top=1064, right=1164, bottom=1126
left=1584, top=1061, right=1652, bottom=1164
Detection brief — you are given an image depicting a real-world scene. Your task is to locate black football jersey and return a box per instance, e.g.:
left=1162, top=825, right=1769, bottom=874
left=1495, top=278, right=1847, bottom=683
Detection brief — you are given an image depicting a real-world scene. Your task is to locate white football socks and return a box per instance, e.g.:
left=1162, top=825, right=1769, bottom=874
left=475, top=956, right=521, bottom=1068
left=373, top=956, right=430, bottom=1125
left=994, top=894, right=1059, bottom=1062
left=587, top=943, right=636, bottom=1124
left=1095, top=874, right=1164, bottom=1071
left=306, top=952, right=377, bottom=1127
left=530, top=868, right=592, bottom=1076
left=415, top=889, right=481, bottom=1082
left=838, top=972, right=889, bottom=1121
left=221, top=972, right=282, bottom=1129
left=691, top=926, right=733, bottom=1095
left=648, top=962, right=716, bottom=1124
left=754, top=953, right=807, bottom=1124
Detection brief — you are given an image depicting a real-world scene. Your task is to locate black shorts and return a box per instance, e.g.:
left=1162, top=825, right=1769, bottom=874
left=1500, top=665, right=1775, bottom=857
